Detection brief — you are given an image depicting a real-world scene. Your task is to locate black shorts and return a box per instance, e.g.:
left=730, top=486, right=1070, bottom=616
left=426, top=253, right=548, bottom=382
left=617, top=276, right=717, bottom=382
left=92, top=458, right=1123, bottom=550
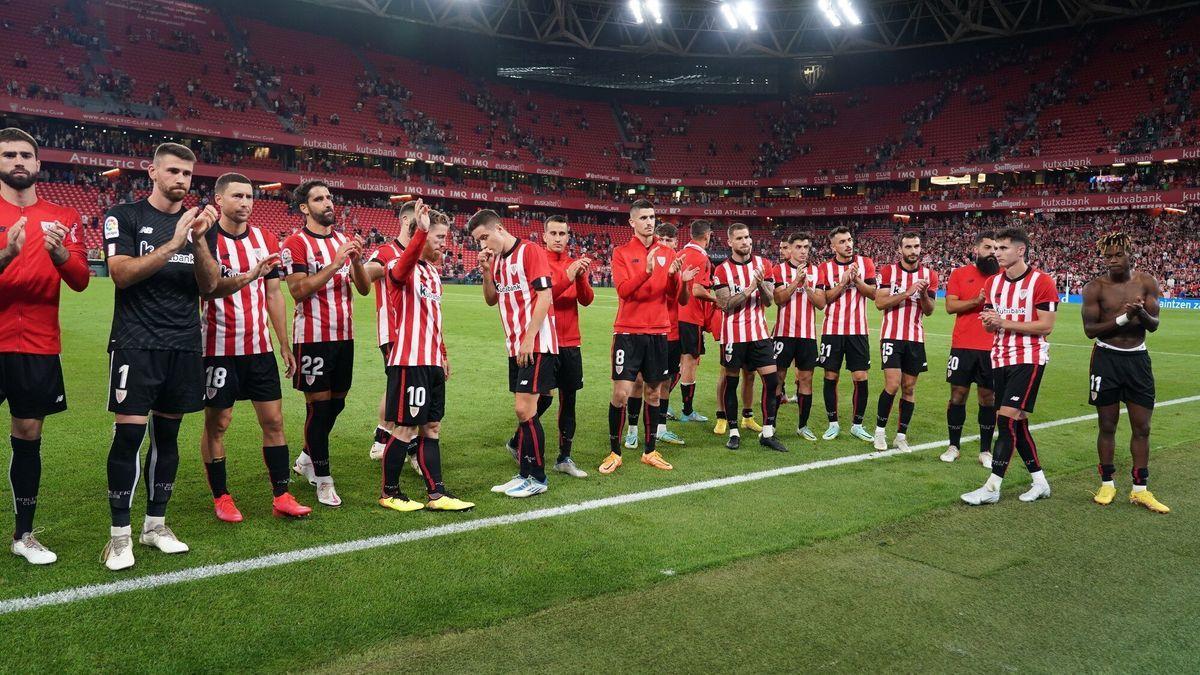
left=0, top=353, right=67, bottom=419
left=380, top=342, right=393, bottom=368
left=385, top=365, right=446, bottom=426
left=818, top=335, right=871, bottom=373
left=774, top=337, right=818, bottom=371
left=667, top=339, right=682, bottom=379
left=946, top=348, right=993, bottom=388
left=1089, top=345, right=1155, bottom=410
left=611, top=333, right=669, bottom=383
left=108, top=349, right=204, bottom=416
left=880, top=339, right=928, bottom=375
left=292, top=340, right=354, bottom=393
left=203, top=353, right=283, bottom=409
left=509, top=353, right=558, bottom=394
left=678, top=321, right=706, bottom=358
left=993, top=363, right=1046, bottom=414
left=557, top=346, right=585, bottom=392
left=721, top=339, right=776, bottom=371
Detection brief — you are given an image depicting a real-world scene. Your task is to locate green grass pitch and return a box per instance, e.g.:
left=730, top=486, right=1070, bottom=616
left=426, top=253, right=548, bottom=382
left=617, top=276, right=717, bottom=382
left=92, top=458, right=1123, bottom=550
left=0, top=279, right=1197, bottom=673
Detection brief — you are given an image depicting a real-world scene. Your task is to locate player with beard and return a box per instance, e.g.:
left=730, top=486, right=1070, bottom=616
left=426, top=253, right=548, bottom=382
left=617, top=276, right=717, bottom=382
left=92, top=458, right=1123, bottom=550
left=674, top=219, right=715, bottom=425
left=816, top=226, right=877, bottom=442
left=940, top=231, right=999, bottom=465
left=770, top=231, right=825, bottom=441
left=282, top=181, right=365, bottom=508
left=712, top=223, right=788, bottom=452
left=872, top=232, right=938, bottom=452
left=961, top=227, right=1056, bottom=505
left=378, top=203, right=474, bottom=512
left=0, top=127, right=90, bottom=564
left=101, top=143, right=218, bottom=570
left=191, top=173, right=312, bottom=521
left=1082, top=232, right=1167, bottom=513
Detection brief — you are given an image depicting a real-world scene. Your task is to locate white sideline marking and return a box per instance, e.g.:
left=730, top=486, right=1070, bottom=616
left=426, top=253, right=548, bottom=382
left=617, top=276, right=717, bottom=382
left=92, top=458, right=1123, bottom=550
left=2, top=395, right=1197, bottom=616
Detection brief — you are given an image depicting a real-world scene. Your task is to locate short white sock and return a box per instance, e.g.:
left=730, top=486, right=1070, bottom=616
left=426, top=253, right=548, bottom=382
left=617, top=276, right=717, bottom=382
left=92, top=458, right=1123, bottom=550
left=1030, top=470, right=1048, bottom=486
left=1102, top=480, right=1115, bottom=487
left=729, top=428, right=740, bottom=437
left=874, top=426, right=885, bottom=435
left=762, top=425, right=775, bottom=438
left=143, top=515, right=165, bottom=532
left=296, top=452, right=311, bottom=466
left=985, top=473, right=1003, bottom=491
left=1132, top=484, right=1147, bottom=493
left=895, top=432, right=906, bottom=440
left=629, top=425, right=638, bottom=434
left=110, top=525, right=131, bottom=538
left=657, top=423, right=667, bottom=435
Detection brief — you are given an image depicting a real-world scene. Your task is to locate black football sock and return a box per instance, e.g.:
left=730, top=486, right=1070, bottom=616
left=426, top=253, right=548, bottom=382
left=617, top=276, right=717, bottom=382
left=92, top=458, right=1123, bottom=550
left=537, top=394, right=554, bottom=419
left=876, top=390, right=896, bottom=429
left=742, top=407, right=753, bottom=420
left=204, top=457, right=229, bottom=499
left=262, top=444, right=291, bottom=497
left=1131, top=466, right=1148, bottom=487
left=978, top=405, right=996, bottom=453
left=557, top=388, right=577, bottom=462
left=724, top=375, right=741, bottom=430
left=107, top=422, right=147, bottom=528
left=417, top=436, right=445, bottom=496
left=608, top=403, right=625, bottom=456
left=947, top=403, right=966, bottom=448
left=305, top=400, right=333, bottom=477
left=823, top=378, right=838, bottom=422
left=1099, top=463, right=1116, bottom=482
left=898, top=399, right=915, bottom=434
left=382, top=435, right=415, bottom=498
left=643, top=401, right=660, bottom=455
left=990, top=417, right=1016, bottom=478
left=145, top=415, right=182, bottom=518
left=798, top=393, right=813, bottom=428
left=627, top=396, right=643, bottom=428
left=852, top=380, right=868, bottom=425
left=762, top=372, right=781, bottom=427
left=681, top=383, right=696, bottom=416
left=519, top=418, right=547, bottom=481
left=1011, top=418, right=1041, bottom=474
left=373, top=425, right=389, bottom=445
left=9, top=436, right=41, bottom=539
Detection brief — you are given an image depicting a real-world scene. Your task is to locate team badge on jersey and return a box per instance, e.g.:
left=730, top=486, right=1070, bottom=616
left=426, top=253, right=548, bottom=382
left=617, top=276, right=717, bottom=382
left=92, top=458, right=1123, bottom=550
left=104, top=216, right=120, bottom=240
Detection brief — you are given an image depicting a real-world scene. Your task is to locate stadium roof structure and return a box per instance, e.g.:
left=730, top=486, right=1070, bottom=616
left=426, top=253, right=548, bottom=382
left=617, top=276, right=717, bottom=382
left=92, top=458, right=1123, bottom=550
left=300, top=0, right=1199, bottom=57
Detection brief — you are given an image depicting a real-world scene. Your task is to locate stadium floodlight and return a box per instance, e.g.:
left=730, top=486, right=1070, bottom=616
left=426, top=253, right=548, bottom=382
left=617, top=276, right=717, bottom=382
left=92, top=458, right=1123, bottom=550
left=736, top=0, right=758, bottom=30
left=628, top=0, right=644, bottom=24
left=836, top=0, right=862, bottom=25
left=645, top=0, right=663, bottom=24
left=818, top=0, right=841, bottom=27
left=719, top=3, right=739, bottom=29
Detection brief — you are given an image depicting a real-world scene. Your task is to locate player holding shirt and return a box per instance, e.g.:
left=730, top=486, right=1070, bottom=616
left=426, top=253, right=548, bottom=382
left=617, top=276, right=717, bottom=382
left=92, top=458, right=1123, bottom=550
left=816, top=226, right=878, bottom=442
left=1082, top=232, right=1167, bottom=513
left=102, top=143, right=216, bottom=570
left=191, top=173, right=311, bottom=522
left=675, top=219, right=715, bottom=424
left=770, top=231, right=825, bottom=441
left=872, top=232, right=938, bottom=452
left=470, top=209, right=559, bottom=498
left=0, top=127, right=90, bottom=564
left=377, top=203, right=474, bottom=513
left=541, top=215, right=593, bottom=478
left=962, top=228, right=1057, bottom=505
left=282, top=180, right=366, bottom=508
left=940, top=231, right=998, bottom=466
left=598, top=200, right=689, bottom=474
left=711, top=223, right=788, bottom=452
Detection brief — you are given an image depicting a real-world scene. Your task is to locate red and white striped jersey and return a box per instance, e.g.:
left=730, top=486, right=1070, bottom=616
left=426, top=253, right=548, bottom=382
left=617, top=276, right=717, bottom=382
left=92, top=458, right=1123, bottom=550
left=368, top=240, right=402, bottom=346
left=386, top=229, right=445, bottom=367
left=771, top=261, right=819, bottom=339
left=711, top=255, right=772, bottom=344
left=202, top=225, right=280, bottom=356
left=492, top=238, right=558, bottom=357
left=817, top=256, right=876, bottom=336
left=878, top=263, right=939, bottom=343
left=985, top=267, right=1059, bottom=367
left=281, top=228, right=354, bottom=344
